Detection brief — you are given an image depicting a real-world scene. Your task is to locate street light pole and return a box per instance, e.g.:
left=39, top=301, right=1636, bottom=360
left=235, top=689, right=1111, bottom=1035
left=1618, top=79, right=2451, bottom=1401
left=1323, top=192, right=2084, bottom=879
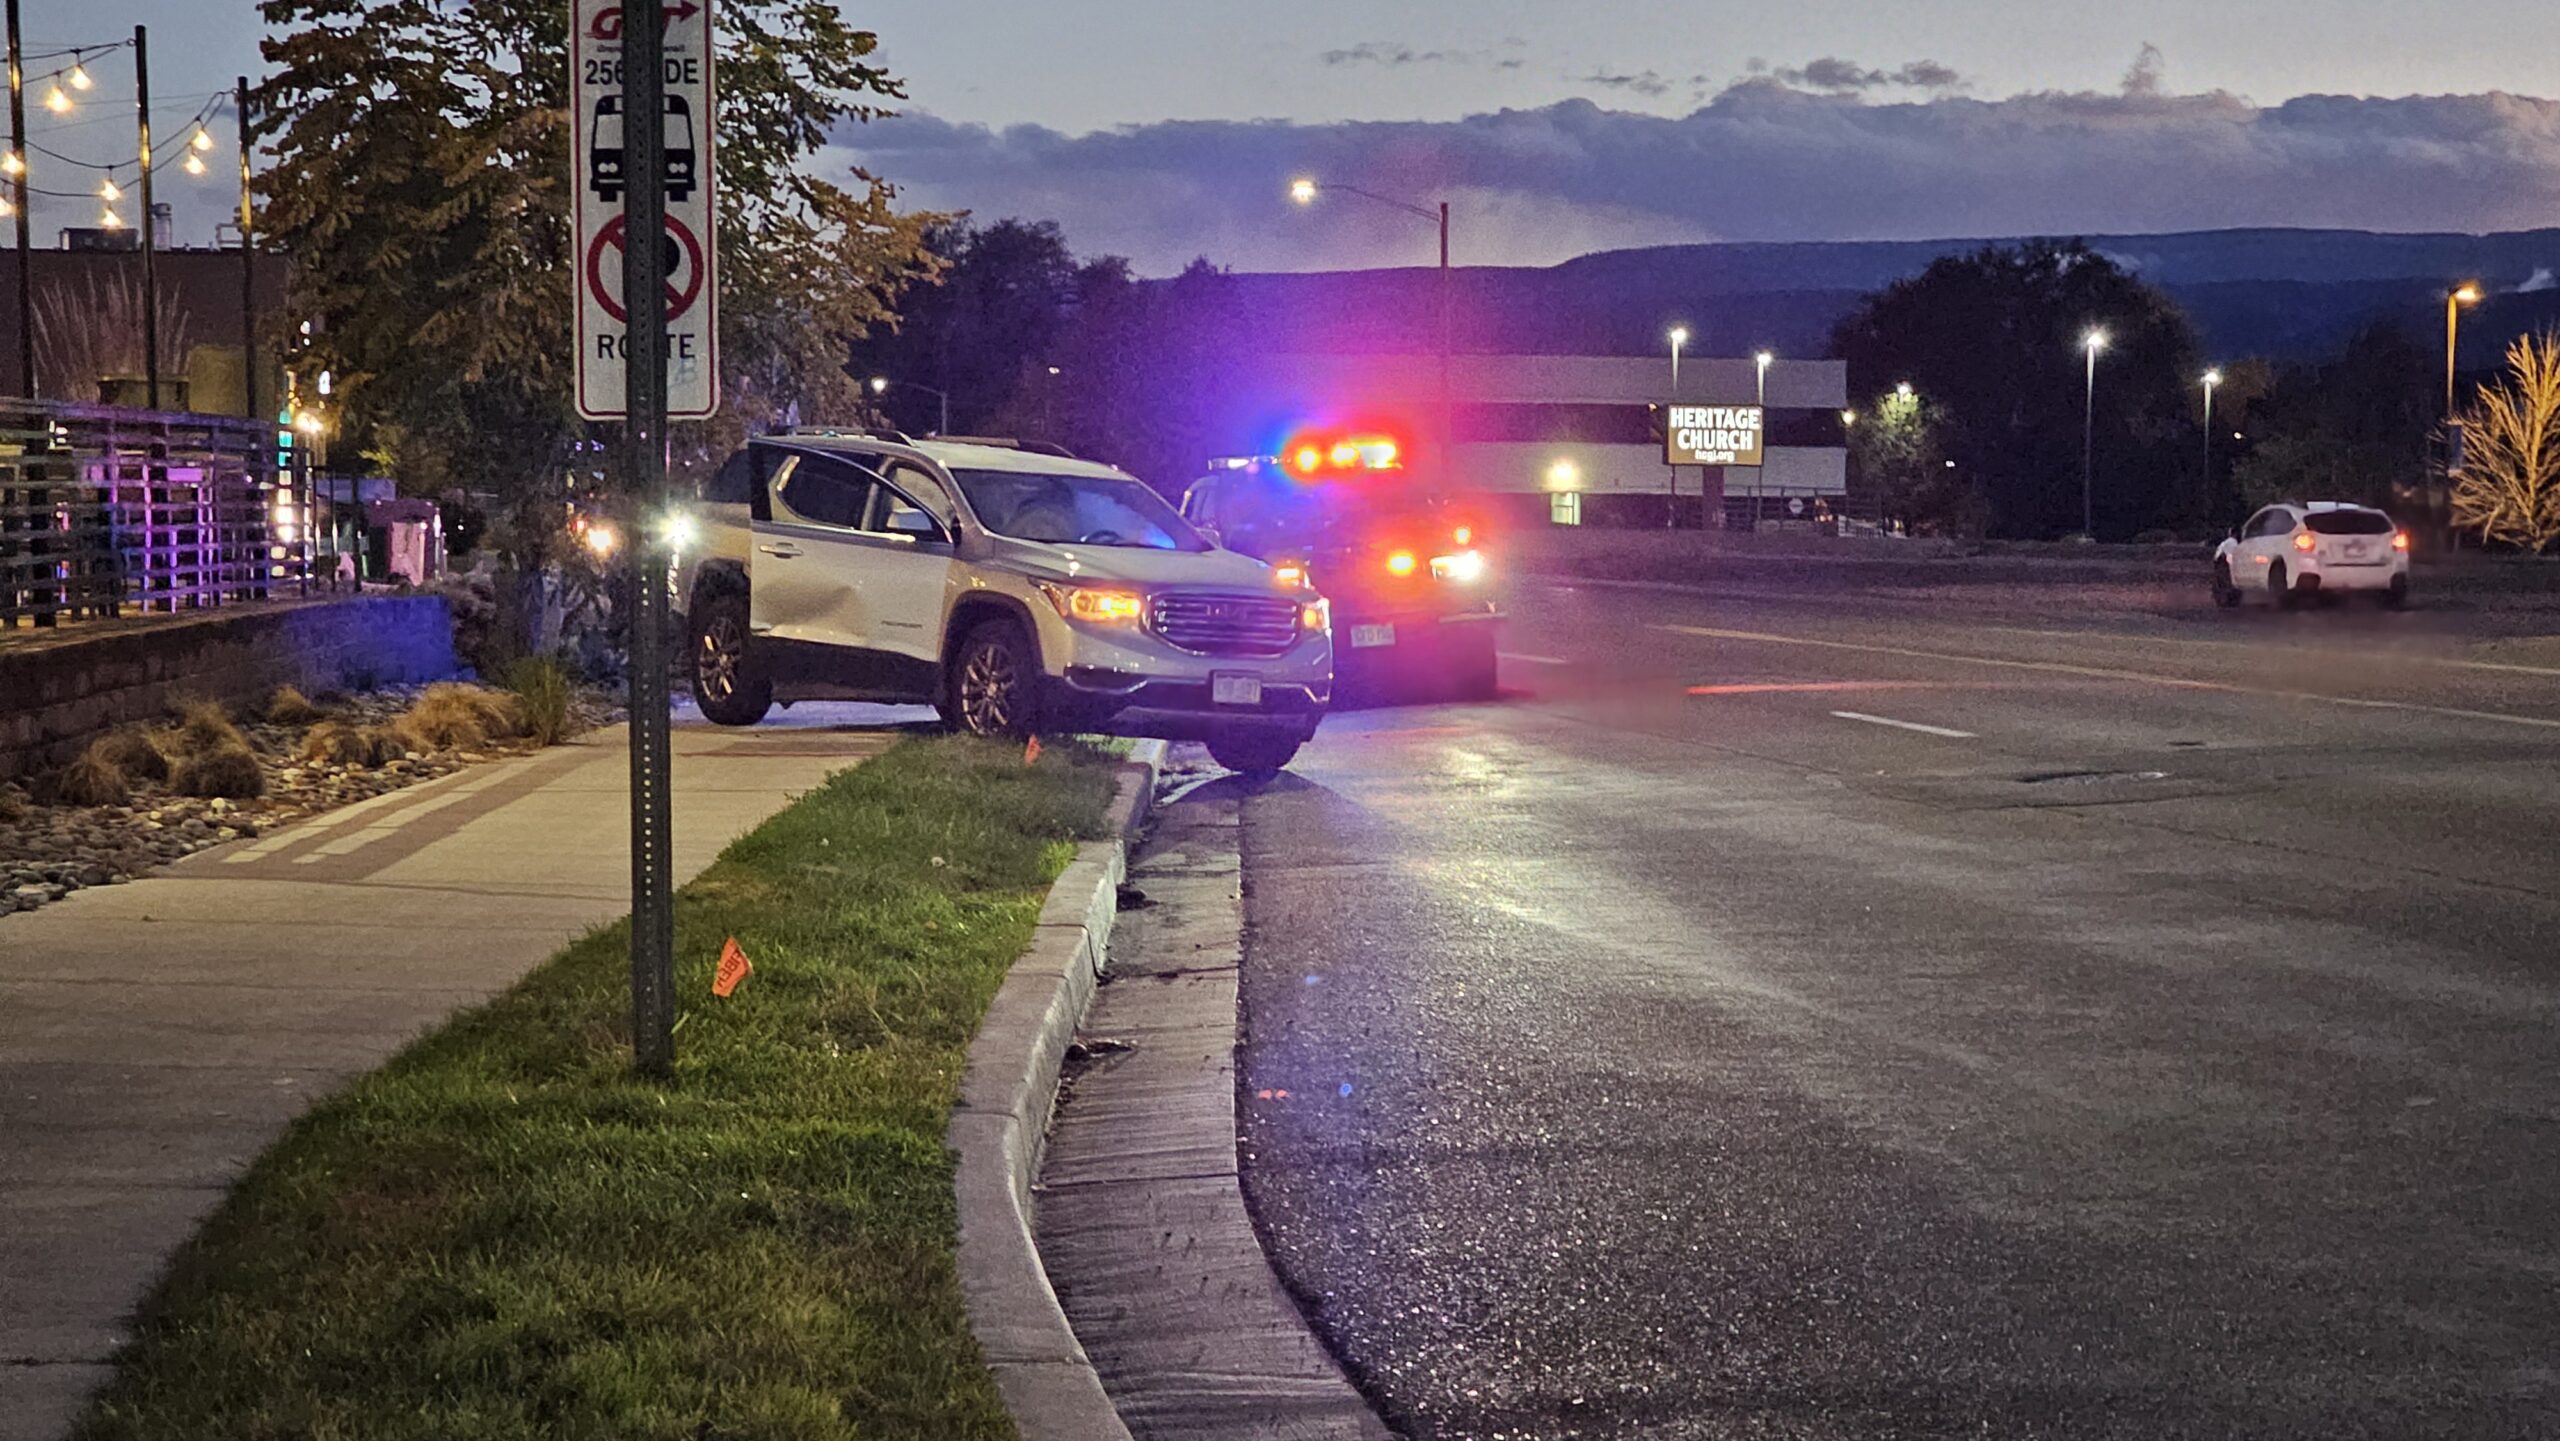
left=134, top=24, right=158, bottom=409
left=868, top=375, right=949, bottom=436
left=2201, top=368, right=2222, bottom=517
left=2446, top=284, right=2481, bottom=420
left=1666, top=326, right=1687, bottom=529
left=236, top=77, right=255, bottom=423
left=5, top=0, right=31, bottom=399
left=1292, top=178, right=1452, bottom=489
left=1753, top=350, right=1773, bottom=526
left=2082, top=330, right=2107, bottom=540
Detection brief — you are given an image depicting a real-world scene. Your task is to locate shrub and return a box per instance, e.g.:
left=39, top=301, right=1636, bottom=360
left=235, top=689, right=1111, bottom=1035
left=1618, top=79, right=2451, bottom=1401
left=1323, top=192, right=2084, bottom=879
left=171, top=744, right=267, bottom=799
left=49, top=752, right=131, bottom=807
left=0, top=784, right=24, bottom=821
left=171, top=699, right=246, bottom=756
left=504, top=657, right=576, bottom=747
left=265, top=686, right=324, bottom=726
left=301, top=721, right=406, bottom=769
left=397, top=683, right=524, bottom=752
left=89, top=728, right=170, bottom=783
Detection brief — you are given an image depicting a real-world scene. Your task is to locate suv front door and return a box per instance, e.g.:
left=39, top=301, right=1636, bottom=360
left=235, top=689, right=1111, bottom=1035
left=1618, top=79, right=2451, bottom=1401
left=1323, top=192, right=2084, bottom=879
left=750, top=449, right=955, bottom=699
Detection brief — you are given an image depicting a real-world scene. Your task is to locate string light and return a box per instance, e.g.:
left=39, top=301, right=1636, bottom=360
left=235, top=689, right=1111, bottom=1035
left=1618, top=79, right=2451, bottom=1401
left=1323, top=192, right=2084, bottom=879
left=1, top=152, right=20, bottom=177
left=98, top=206, right=122, bottom=230
left=66, top=61, right=93, bottom=91
left=42, top=82, right=70, bottom=114
left=191, top=127, right=214, bottom=153
left=183, top=153, right=206, bottom=176
left=98, top=176, right=120, bottom=202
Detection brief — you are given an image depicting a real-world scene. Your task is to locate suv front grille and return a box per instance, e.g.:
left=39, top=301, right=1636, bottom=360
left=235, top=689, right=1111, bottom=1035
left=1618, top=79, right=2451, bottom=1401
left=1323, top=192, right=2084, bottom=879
left=1149, top=592, right=1301, bottom=658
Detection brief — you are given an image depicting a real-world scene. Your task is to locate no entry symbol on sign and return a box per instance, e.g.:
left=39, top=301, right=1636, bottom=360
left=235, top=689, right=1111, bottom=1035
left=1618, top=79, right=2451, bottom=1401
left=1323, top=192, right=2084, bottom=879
left=584, top=213, right=706, bottom=326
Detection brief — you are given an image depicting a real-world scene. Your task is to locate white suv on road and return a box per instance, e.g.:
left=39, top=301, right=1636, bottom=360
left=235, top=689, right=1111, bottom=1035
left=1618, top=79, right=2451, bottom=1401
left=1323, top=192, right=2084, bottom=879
left=673, top=433, right=1333, bottom=774
left=2213, top=501, right=2411, bottom=609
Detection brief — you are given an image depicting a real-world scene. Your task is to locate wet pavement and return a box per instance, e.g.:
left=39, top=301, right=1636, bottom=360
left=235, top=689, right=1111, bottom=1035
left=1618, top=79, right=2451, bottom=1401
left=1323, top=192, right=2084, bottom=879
left=1232, top=578, right=2560, bottom=1439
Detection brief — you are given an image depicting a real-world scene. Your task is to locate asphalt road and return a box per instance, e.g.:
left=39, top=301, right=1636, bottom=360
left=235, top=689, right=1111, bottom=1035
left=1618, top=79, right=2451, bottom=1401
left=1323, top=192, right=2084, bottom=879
left=1231, top=572, right=2560, bottom=1439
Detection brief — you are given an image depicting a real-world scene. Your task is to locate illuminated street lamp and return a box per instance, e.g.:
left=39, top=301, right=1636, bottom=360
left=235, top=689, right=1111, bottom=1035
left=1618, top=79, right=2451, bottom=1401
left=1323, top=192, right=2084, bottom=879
left=1667, top=326, right=1689, bottom=391
left=1664, top=327, right=1690, bottom=529
left=2081, top=329, right=2109, bottom=539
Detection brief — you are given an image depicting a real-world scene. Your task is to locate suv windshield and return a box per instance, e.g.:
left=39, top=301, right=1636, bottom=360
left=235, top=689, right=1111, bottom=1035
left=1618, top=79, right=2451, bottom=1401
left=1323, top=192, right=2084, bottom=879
left=2306, top=510, right=2395, bottom=536
left=950, top=469, right=1208, bottom=551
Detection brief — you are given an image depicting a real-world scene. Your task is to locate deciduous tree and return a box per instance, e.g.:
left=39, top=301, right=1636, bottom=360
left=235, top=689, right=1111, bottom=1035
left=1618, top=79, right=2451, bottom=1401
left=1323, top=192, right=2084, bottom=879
left=255, top=0, right=939, bottom=554
left=1831, top=241, right=2204, bottom=540
left=2452, top=330, right=2560, bottom=553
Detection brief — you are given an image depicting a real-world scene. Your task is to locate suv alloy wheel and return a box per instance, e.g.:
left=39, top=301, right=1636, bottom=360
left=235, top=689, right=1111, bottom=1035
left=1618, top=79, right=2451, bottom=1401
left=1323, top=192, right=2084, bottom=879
left=952, top=618, right=1040, bottom=738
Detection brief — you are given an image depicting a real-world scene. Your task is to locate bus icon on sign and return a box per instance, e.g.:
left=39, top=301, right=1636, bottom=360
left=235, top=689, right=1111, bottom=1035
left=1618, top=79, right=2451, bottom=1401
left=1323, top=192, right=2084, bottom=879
left=588, top=94, right=697, bottom=205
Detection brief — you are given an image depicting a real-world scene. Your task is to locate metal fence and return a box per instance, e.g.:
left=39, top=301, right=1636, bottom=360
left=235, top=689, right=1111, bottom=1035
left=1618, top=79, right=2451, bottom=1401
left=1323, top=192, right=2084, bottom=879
left=0, top=401, right=320, bottom=629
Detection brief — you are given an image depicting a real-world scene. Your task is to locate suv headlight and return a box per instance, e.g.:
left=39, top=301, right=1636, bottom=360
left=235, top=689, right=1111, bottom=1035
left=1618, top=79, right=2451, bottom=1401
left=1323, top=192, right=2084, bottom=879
left=1036, top=581, right=1144, bottom=625
left=1431, top=550, right=1487, bottom=584
left=1300, top=596, right=1331, bottom=633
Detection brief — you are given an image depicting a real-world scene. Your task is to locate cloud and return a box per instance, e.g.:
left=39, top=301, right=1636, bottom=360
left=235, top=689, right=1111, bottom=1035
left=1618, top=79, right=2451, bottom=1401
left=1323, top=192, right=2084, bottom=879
left=1774, top=57, right=1967, bottom=93
left=838, top=83, right=2560, bottom=275
left=1580, top=69, right=1672, bottom=99
left=1320, top=42, right=1455, bottom=68
left=1321, top=39, right=1529, bottom=70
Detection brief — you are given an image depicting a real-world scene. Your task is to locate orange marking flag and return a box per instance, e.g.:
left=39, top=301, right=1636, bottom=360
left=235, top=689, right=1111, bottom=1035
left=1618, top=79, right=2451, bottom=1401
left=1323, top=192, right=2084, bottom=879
left=713, top=937, right=754, bottom=998
left=1024, top=735, right=1043, bottom=766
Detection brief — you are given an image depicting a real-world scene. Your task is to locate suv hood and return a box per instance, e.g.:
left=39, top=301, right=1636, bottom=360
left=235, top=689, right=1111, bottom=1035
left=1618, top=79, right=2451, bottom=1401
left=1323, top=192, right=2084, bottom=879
left=981, top=534, right=1281, bottom=590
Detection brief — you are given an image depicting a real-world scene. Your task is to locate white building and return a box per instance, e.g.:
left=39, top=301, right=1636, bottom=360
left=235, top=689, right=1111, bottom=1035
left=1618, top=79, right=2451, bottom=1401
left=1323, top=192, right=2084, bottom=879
left=1225, top=352, right=1850, bottom=526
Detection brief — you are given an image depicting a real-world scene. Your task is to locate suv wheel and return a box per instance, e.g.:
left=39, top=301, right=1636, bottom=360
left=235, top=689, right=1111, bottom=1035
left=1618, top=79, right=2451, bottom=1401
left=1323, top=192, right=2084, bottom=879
left=691, top=592, right=771, bottom=726
left=952, top=618, right=1040, bottom=738
left=1207, top=727, right=1310, bottom=778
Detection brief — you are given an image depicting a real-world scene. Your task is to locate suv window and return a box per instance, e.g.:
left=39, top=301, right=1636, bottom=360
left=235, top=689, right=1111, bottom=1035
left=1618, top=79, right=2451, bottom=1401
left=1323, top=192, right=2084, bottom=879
left=2305, top=510, right=2394, bottom=536
left=949, top=468, right=1208, bottom=551
left=2245, top=509, right=2295, bottom=539
left=774, top=455, right=877, bottom=530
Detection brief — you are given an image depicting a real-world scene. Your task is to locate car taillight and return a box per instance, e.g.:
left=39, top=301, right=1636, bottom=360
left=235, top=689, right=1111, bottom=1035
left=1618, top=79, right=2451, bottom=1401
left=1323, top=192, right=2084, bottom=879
left=2392, top=531, right=2411, bottom=552
left=1385, top=550, right=1418, bottom=577
left=1453, top=525, right=1473, bottom=546
left=2292, top=532, right=2318, bottom=552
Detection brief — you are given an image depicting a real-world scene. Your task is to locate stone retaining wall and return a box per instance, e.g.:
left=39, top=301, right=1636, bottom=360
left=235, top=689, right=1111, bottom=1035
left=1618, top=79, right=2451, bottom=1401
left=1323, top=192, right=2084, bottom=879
left=0, top=596, right=456, bottom=781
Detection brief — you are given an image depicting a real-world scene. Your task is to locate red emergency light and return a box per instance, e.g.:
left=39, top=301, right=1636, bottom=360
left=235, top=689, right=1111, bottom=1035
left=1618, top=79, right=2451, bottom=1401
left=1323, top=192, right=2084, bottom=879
left=1283, top=432, right=1405, bottom=476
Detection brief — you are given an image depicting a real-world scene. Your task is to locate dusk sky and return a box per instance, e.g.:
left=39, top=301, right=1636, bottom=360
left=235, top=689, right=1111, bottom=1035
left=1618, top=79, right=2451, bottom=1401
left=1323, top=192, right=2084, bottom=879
left=18, top=2, right=2560, bottom=268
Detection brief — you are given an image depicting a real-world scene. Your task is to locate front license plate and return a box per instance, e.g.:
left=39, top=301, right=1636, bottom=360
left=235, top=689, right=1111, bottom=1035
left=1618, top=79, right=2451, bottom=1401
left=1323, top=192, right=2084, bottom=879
left=1350, top=624, right=1397, bottom=649
left=1212, top=673, right=1263, bottom=706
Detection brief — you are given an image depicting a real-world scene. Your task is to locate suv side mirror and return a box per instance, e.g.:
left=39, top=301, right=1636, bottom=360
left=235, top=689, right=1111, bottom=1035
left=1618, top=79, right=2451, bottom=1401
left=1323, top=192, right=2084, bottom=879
left=887, top=508, right=945, bottom=542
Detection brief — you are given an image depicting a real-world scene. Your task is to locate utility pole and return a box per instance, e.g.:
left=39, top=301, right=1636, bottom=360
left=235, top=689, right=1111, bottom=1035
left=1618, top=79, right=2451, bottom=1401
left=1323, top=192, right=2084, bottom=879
left=620, top=0, right=675, bottom=1075
left=134, top=24, right=157, bottom=410
left=5, top=0, right=31, bottom=399
left=237, top=77, right=255, bottom=422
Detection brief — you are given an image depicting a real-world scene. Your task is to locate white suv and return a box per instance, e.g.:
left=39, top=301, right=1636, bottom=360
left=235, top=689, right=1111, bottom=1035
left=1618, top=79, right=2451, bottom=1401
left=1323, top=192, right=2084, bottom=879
left=2213, top=502, right=2411, bottom=609
left=673, top=433, right=1333, bottom=773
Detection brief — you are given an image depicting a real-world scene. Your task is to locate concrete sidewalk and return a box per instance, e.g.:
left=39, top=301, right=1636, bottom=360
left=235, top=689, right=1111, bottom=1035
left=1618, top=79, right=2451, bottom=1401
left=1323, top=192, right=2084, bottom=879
left=0, top=709, right=908, bottom=1440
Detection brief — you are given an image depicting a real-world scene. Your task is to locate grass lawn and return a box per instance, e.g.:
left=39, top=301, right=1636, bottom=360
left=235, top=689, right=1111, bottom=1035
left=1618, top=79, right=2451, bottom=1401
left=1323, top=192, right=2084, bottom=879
left=76, top=736, right=1118, bottom=1441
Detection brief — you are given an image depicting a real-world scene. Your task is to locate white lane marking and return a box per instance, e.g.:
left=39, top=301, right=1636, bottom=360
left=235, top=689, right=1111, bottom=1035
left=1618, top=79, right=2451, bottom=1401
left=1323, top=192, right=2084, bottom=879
left=1830, top=710, right=1977, bottom=739
left=1655, top=624, right=2560, bottom=732
left=1978, top=623, right=2560, bottom=678
left=1499, top=652, right=1572, bottom=666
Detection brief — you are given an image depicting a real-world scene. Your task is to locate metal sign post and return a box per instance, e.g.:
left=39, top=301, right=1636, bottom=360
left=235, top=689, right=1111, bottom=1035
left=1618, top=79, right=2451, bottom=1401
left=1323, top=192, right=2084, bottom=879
left=574, top=0, right=718, bottom=1074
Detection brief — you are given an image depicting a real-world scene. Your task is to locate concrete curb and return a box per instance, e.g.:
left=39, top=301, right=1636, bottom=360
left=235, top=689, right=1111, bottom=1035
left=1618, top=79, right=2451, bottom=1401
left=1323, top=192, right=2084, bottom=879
left=950, top=739, right=1165, bottom=1441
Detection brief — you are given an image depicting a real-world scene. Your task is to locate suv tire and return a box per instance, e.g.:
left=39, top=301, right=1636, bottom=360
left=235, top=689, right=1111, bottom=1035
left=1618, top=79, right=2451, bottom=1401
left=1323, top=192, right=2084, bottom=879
left=691, top=591, right=772, bottom=726
left=1207, top=727, right=1310, bottom=778
left=951, top=617, right=1041, bottom=738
